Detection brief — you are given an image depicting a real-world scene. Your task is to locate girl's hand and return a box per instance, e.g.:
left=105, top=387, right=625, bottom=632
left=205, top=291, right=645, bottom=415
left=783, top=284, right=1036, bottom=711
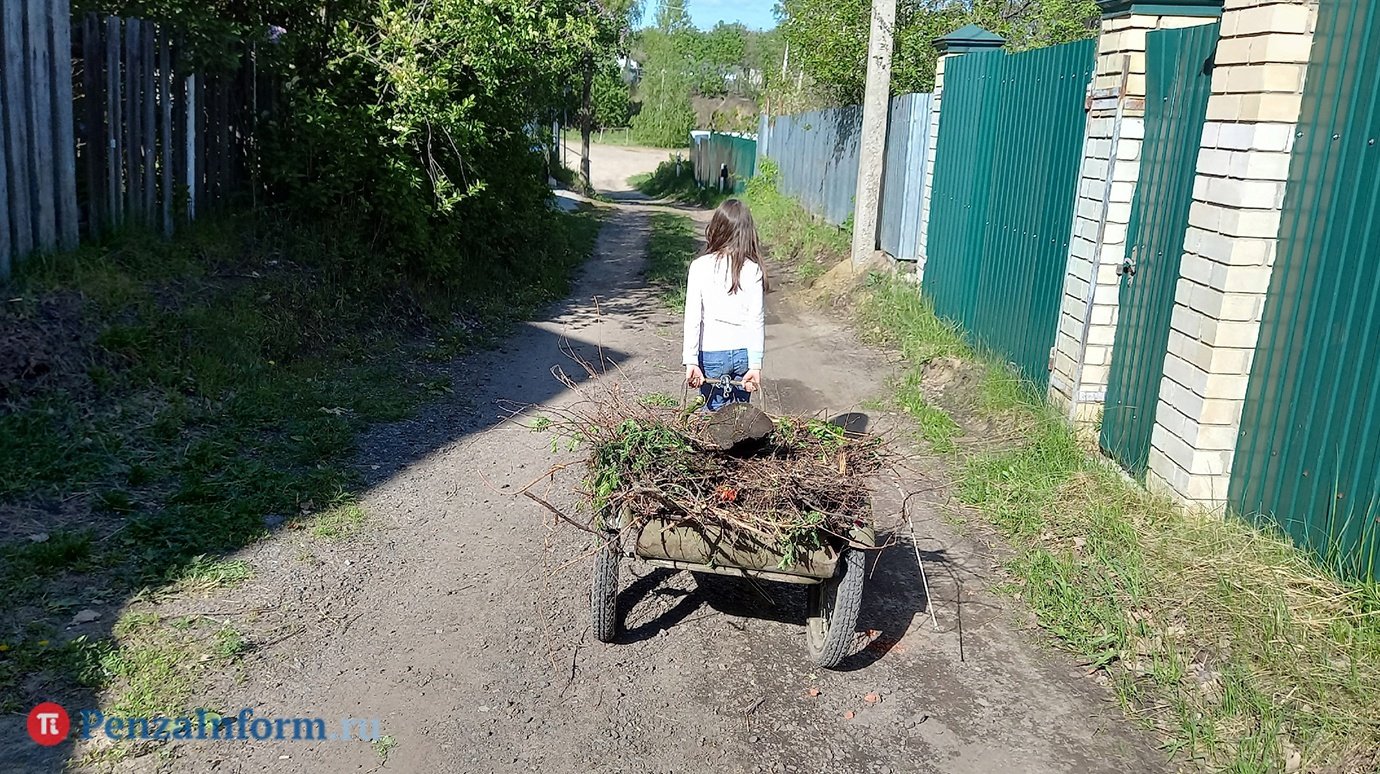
left=743, top=369, right=762, bottom=393
left=685, top=365, right=705, bottom=388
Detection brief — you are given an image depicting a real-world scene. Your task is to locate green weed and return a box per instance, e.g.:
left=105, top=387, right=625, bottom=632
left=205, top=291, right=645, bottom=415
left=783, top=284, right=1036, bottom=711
left=168, top=556, right=254, bottom=595
left=311, top=503, right=368, bottom=541
left=740, top=160, right=851, bottom=274
left=630, top=158, right=728, bottom=207
left=639, top=392, right=679, bottom=408
left=373, top=734, right=398, bottom=761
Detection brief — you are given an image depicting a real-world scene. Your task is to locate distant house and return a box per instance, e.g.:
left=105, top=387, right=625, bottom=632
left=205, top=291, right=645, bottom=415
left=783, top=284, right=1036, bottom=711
left=617, top=56, right=642, bottom=85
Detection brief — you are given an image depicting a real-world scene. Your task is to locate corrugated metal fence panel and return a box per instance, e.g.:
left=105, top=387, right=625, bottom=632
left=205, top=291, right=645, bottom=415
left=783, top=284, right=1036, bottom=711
left=1230, top=0, right=1380, bottom=580
left=691, top=132, right=756, bottom=192
left=925, top=40, right=1096, bottom=387
left=758, top=105, right=862, bottom=225
left=879, top=93, right=933, bottom=262
left=1100, top=23, right=1219, bottom=478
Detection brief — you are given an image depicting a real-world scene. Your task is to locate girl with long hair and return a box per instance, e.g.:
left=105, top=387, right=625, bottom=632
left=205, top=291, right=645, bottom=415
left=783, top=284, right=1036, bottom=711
left=682, top=199, right=770, bottom=410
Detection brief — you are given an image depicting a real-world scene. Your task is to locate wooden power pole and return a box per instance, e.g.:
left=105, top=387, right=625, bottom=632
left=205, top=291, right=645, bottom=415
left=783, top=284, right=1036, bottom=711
left=850, top=0, right=896, bottom=267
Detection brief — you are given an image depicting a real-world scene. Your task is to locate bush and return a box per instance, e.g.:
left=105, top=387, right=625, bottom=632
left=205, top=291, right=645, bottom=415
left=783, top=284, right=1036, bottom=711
left=78, top=0, right=621, bottom=291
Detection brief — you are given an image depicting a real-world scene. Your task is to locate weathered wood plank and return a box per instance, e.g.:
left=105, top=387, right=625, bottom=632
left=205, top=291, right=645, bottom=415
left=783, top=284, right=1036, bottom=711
left=141, top=19, right=155, bottom=217
left=159, top=27, right=172, bottom=236
left=26, top=0, right=57, bottom=251
left=0, top=85, right=10, bottom=280
left=106, top=15, right=121, bottom=226
left=124, top=19, right=140, bottom=221
left=184, top=71, right=196, bottom=221
left=215, top=74, right=228, bottom=208
left=2, top=0, right=32, bottom=259
left=81, top=13, right=103, bottom=237
left=52, top=0, right=79, bottom=250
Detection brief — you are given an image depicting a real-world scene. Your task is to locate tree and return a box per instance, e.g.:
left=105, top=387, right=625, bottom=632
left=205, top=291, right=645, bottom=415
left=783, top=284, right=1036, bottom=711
left=776, top=0, right=1099, bottom=106
left=592, top=64, right=634, bottom=128
left=631, top=26, right=696, bottom=146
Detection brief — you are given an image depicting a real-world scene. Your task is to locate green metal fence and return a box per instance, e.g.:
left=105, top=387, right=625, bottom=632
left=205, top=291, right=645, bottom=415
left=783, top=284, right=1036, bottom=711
left=1101, top=23, right=1219, bottom=478
left=924, top=40, right=1096, bottom=388
left=691, top=132, right=756, bottom=193
left=1231, top=0, right=1380, bottom=579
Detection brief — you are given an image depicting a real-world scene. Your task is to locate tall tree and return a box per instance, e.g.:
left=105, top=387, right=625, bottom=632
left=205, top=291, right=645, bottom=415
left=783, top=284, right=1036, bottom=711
left=776, top=0, right=1098, bottom=105
left=577, top=0, right=644, bottom=192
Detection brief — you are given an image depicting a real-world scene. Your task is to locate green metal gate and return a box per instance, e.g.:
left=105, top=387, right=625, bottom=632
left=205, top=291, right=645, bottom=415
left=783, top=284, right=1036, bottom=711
left=1100, top=24, right=1219, bottom=477
left=925, top=40, right=1095, bottom=388
left=1231, top=0, right=1380, bottom=580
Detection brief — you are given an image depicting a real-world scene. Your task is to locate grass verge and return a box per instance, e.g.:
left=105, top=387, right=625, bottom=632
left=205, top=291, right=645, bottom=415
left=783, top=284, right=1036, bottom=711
left=0, top=207, right=601, bottom=716
left=645, top=212, right=701, bottom=308
left=740, top=160, right=851, bottom=284
left=737, top=171, right=1380, bottom=771
left=860, top=274, right=1380, bottom=773
left=630, top=158, right=729, bottom=208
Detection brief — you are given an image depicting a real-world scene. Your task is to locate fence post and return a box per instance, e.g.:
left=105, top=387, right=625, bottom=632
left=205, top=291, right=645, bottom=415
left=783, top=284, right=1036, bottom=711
left=1049, top=1, right=1223, bottom=423
left=0, top=97, right=9, bottom=280
left=52, top=0, right=78, bottom=250
left=918, top=25, right=1004, bottom=281
left=26, top=0, right=57, bottom=251
left=4, top=2, right=34, bottom=262
left=1144, top=0, right=1320, bottom=508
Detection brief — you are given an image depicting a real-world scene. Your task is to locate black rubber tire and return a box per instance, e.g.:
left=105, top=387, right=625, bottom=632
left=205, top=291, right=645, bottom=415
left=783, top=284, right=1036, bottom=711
left=805, top=547, right=865, bottom=668
left=591, top=534, right=620, bottom=643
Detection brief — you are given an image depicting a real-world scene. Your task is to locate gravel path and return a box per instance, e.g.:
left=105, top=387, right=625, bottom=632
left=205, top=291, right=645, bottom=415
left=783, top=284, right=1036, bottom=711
left=80, top=144, right=1167, bottom=774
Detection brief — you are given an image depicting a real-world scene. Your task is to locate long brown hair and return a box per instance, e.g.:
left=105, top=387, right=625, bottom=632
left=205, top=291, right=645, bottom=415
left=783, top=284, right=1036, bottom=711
left=704, top=199, right=770, bottom=294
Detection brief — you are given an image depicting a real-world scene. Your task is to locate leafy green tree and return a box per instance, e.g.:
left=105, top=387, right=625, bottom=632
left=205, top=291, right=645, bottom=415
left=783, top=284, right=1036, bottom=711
left=592, top=64, right=634, bottom=127
left=632, top=26, right=697, bottom=146
left=777, top=0, right=1098, bottom=106
left=80, top=0, right=630, bottom=279
left=573, top=0, right=645, bottom=191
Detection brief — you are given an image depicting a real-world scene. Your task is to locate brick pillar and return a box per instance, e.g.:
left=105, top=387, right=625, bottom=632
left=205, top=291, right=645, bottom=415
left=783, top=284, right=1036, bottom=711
left=1145, top=0, right=1318, bottom=506
left=1049, top=1, right=1223, bottom=421
left=917, top=25, right=1004, bottom=281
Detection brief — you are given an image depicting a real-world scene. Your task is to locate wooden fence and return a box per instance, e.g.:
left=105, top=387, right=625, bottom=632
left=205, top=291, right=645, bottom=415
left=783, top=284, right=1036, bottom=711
left=1, top=1, right=265, bottom=280
left=1, top=0, right=80, bottom=279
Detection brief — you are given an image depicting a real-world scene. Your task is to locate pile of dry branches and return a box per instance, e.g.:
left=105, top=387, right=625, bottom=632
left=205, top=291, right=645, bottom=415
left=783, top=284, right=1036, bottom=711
left=528, top=383, right=888, bottom=555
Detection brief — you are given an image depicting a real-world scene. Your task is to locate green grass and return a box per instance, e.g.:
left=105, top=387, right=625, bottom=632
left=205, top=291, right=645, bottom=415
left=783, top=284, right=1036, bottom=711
left=645, top=212, right=701, bottom=308
left=0, top=208, right=601, bottom=717
left=310, top=503, right=368, bottom=541
left=738, top=170, right=1380, bottom=770
left=740, top=160, right=851, bottom=278
left=861, top=272, right=1380, bottom=773
left=630, top=158, right=729, bottom=207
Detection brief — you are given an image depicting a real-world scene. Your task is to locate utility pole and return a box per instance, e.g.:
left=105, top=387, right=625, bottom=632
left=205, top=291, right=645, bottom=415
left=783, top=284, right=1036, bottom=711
left=850, top=0, right=896, bottom=268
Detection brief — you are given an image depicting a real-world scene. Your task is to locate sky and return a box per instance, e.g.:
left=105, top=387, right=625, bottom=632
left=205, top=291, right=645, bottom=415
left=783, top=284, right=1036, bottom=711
left=664, top=0, right=779, bottom=32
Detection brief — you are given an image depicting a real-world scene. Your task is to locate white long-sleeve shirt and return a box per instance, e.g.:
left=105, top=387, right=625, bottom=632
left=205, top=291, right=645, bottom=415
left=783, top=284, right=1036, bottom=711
left=682, top=253, right=765, bottom=369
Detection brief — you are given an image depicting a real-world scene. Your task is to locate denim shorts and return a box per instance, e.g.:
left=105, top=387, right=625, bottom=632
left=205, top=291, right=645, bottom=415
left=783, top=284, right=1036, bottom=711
left=699, top=349, right=751, bottom=411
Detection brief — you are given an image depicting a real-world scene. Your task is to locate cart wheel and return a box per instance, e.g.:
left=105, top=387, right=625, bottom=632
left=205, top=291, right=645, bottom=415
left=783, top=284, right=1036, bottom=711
left=591, top=533, right=620, bottom=643
left=805, top=547, right=865, bottom=668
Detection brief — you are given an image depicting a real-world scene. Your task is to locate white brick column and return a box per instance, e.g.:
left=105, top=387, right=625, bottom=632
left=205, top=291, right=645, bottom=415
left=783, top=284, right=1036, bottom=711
left=1050, top=2, right=1223, bottom=421
left=1145, top=0, right=1319, bottom=506
left=917, top=25, right=1005, bottom=281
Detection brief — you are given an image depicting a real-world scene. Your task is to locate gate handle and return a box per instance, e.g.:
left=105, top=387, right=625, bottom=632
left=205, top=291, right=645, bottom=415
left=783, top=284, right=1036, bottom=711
left=1117, top=251, right=1138, bottom=277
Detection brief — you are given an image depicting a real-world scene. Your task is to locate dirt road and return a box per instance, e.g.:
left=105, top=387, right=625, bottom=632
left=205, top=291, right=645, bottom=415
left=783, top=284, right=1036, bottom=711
left=83, top=144, right=1164, bottom=773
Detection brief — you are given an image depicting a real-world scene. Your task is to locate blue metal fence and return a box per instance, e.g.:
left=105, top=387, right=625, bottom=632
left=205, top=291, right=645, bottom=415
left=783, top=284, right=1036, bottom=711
left=879, top=93, right=933, bottom=262
left=756, top=105, right=863, bottom=226
left=756, top=94, right=932, bottom=244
